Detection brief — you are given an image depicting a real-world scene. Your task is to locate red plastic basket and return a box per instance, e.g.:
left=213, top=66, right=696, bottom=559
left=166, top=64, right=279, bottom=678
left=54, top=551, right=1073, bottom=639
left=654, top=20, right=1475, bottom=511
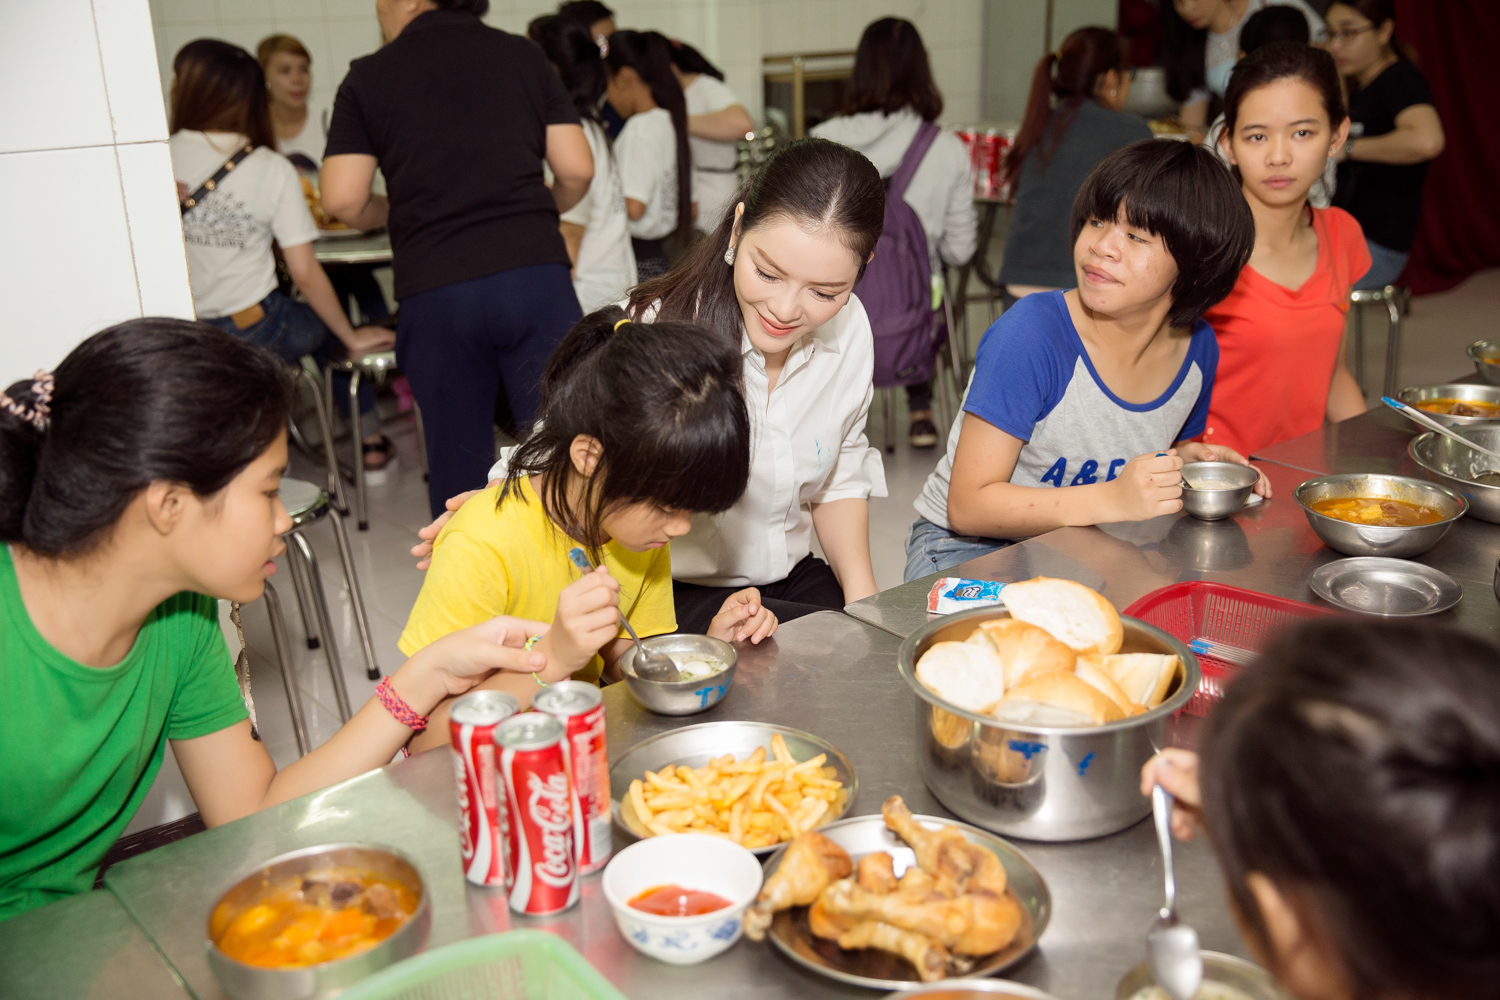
left=1124, top=582, right=1335, bottom=716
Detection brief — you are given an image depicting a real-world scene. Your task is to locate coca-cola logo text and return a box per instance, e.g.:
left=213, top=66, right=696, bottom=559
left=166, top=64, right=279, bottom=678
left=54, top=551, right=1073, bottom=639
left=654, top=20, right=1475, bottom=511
left=527, top=771, right=575, bottom=887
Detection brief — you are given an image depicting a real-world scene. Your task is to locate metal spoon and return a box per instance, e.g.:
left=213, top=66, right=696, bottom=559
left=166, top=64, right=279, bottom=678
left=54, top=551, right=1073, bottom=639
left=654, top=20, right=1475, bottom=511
left=1148, top=784, right=1203, bottom=1000
left=1382, top=395, right=1500, bottom=474
left=566, top=548, right=680, bottom=682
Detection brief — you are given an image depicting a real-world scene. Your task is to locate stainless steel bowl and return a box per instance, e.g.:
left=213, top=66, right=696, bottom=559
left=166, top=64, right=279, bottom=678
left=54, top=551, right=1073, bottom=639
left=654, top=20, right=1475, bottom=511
left=1409, top=425, right=1500, bottom=523
left=1467, top=338, right=1500, bottom=386
left=1396, top=382, right=1500, bottom=427
left=206, top=843, right=431, bottom=1000
left=1293, top=473, right=1467, bottom=558
left=1180, top=461, right=1259, bottom=520
left=884, top=983, right=1062, bottom=1000
left=898, top=608, right=1200, bottom=842
left=618, top=634, right=737, bottom=715
left=1494, top=557, right=1500, bottom=606
left=1116, top=950, right=1292, bottom=1000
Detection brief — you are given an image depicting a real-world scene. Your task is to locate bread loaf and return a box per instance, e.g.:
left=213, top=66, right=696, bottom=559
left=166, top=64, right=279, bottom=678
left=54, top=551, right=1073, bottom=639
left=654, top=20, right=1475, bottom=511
left=915, top=641, right=1006, bottom=714
left=994, top=670, right=1125, bottom=726
left=1001, top=577, right=1123, bottom=656
left=1075, top=658, right=1145, bottom=716
left=974, top=618, right=1076, bottom=688
left=1092, top=653, right=1180, bottom=709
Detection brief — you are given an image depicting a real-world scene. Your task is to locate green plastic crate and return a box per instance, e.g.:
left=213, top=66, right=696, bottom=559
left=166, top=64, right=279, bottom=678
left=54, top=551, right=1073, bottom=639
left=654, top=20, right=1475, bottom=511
left=335, top=930, right=628, bottom=1000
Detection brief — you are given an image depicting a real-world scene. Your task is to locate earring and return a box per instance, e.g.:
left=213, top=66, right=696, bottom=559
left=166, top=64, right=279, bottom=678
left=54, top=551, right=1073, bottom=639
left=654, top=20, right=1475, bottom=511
left=724, top=244, right=736, bottom=266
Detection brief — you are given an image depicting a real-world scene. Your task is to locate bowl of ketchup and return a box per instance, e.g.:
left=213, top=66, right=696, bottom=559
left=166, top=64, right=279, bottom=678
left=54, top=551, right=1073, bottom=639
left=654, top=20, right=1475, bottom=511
left=602, top=833, right=764, bottom=965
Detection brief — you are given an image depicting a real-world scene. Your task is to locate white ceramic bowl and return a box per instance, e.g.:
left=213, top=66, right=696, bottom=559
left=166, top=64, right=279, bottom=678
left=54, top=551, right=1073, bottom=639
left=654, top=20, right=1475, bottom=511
left=601, top=833, right=763, bottom=965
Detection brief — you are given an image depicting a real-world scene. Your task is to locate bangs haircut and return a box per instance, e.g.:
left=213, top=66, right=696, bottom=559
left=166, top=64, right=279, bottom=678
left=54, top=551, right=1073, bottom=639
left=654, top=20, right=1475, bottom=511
left=504, top=307, right=750, bottom=555
left=1071, top=140, right=1254, bottom=327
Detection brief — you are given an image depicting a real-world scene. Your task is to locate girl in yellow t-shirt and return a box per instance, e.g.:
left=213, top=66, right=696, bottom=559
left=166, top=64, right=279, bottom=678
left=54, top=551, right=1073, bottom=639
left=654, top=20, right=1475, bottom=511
left=402, top=307, right=776, bottom=748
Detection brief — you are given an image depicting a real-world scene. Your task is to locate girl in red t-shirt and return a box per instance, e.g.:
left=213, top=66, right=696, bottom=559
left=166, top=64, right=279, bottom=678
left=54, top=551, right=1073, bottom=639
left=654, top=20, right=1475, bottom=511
left=1202, top=43, right=1372, bottom=456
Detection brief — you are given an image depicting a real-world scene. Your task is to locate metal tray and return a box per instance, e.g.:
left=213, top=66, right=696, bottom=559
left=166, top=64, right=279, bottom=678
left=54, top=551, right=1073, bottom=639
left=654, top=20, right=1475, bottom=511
left=608, top=721, right=857, bottom=856
left=1309, top=557, right=1463, bottom=616
left=762, top=813, right=1050, bottom=991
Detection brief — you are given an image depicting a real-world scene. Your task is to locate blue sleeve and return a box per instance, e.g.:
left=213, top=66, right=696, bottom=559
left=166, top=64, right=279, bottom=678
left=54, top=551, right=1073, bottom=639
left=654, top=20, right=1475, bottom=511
left=962, top=294, right=1073, bottom=442
left=1178, top=320, right=1218, bottom=441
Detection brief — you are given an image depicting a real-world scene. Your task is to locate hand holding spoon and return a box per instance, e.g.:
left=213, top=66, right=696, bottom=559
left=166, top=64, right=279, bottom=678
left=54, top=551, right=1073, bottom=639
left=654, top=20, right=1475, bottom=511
left=567, top=547, right=680, bottom=682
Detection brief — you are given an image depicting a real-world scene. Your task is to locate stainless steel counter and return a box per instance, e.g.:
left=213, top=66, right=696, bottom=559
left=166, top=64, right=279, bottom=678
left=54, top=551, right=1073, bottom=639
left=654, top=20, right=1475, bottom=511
left=101, top=612, right=1246, bottom=1000
left=0, top=888, right=191, bottom=1000
left=312, top=231, right=392, bottom=266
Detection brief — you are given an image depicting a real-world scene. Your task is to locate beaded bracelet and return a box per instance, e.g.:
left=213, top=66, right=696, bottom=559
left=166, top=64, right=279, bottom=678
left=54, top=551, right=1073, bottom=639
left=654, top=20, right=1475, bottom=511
left=375, top=676, right=429, bottom=732
left=525, top=634, right=548, bottom=687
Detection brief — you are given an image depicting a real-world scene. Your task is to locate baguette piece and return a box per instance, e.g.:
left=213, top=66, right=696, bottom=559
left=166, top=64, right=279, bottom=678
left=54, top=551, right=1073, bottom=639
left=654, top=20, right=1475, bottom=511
left=973, top=618, right=1076, bottom=688
left=993, top=670, right=1125, bottom=726
left=916, top=641, right=1006, bottom=714
left=1075, top=658, right=1145, bottom=716
left=1001, top=577, right=1123, bottom=656
left=1091, top=653, right=1180, bottom=709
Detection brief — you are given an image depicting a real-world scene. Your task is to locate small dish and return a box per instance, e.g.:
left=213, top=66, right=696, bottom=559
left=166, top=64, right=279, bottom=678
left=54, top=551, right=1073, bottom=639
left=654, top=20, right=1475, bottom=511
left=1309, top=557, right=1462, bottom=617
left=1116, top=950, right=1292, bottom=1000
left=1395, top=383, right=1500, bottom=427
left=619, top=634, right=737, bottom=716
left=1466, top=338, right=1500, bottom=387
left=1179, top=462, right=1259, bottom=521
left=601, top=833, right=763, bottom=965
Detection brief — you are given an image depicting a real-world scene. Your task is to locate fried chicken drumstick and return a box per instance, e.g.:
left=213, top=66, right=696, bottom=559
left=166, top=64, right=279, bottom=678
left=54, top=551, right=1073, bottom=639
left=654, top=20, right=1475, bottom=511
left=744, top=831, right=851, bottom=941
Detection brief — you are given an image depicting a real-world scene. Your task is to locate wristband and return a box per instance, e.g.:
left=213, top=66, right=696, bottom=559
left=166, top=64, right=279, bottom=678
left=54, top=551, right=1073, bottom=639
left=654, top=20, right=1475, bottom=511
left=375, top=676, right=429, bottom=732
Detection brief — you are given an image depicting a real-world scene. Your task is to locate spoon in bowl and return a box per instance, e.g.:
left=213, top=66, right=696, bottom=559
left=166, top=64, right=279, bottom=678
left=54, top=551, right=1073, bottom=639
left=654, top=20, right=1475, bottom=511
left=1148, top=784, right=1203, bottom=1000
left=566, top=547, right=680, bottom=682
left=1382, top=396, right=1500, bottom=482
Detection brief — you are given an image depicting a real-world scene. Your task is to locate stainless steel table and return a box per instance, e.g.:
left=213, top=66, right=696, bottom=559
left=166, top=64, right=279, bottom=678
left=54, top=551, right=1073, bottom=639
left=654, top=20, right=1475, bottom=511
left=102, top=611, right=1245, bottom=1000
left=312, top=230, right=392, bottom=266
left=0, top=888, right=191, bottom=1000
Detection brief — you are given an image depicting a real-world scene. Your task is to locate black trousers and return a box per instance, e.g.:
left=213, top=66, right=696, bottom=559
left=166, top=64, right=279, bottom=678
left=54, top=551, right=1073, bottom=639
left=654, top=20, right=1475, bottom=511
left=672, top=555, right=846, bottom=635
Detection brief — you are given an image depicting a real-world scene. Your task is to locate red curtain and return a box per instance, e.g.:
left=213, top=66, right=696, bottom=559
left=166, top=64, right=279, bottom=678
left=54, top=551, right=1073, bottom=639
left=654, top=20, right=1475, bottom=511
left=1396, top=0, right=1500, bottom=294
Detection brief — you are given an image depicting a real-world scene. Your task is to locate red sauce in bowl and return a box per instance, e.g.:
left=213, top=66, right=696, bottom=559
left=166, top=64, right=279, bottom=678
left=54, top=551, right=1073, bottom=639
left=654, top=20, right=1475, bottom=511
left=627, top=884, right=732, bottom=917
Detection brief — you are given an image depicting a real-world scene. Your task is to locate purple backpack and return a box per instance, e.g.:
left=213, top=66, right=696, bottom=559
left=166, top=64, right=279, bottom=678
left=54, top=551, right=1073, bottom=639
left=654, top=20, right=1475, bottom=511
left=856, top=120, right=943, bottom=388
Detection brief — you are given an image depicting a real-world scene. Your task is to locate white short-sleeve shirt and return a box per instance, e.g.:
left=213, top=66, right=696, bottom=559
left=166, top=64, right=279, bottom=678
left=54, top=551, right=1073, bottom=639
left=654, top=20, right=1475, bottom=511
left=685, top=74, right=744, bottom=234
left=170, top=130, right=319, bottom=319
left=615, top=107, right=681, bottom=241
left=275, top=106, right=329, bottom=171
left=561, top=120, right=638, bottom=313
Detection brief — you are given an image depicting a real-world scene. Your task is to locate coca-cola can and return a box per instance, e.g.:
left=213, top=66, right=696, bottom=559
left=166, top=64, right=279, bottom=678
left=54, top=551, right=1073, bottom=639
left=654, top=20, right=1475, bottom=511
left=955, top=125, right=980, bottom=195
left=450, top=690, right=520, bottom=887
left=496, top=713, right=579, bottom=915
left=532, top=681, right=612, bottom=873
left=977, top=128, right=1005, bottom=199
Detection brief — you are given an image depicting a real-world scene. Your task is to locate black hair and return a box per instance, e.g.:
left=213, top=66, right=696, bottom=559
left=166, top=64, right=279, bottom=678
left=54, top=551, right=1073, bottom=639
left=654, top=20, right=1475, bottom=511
left=1327, top=0, right=1418, bottom=64
left=1070, top=140, right=1254, bottom=327
left=557, top=0, right=613, bottom=29
left=1158, top=2, right=1206, bottom=105
left=171, top=39, right=275, bottom=151
left=606, top=30, right=693, bottom=243
left=432, top=0, right=490, bottom=15
left=1009, top=26, right=1127, bottom=173
left=0, top=319, right=293, bottom=557
left=503, top=307, right=750, bottom=554
left=1222, top=42, right=1347, bottom=139
left=848, top=18, right=943, bottom=122
left=1238, top=5, right=1311, bottom=55
left=1201, top=620, right=1500, bottom=1000
left=627, top=137, right=884, bottom=342
left=531, top=15, right=607, bottom=126
left=667, top=38, right=724, bottom=81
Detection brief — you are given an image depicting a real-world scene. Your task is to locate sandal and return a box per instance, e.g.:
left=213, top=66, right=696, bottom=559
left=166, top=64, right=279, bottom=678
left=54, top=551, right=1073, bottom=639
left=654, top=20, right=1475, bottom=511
left=362, top=434, right=398, bottom=485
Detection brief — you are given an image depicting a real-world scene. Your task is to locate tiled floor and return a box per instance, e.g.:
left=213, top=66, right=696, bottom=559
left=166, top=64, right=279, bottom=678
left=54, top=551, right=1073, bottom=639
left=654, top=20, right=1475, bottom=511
left=126, top=262, right=1500, bottom=834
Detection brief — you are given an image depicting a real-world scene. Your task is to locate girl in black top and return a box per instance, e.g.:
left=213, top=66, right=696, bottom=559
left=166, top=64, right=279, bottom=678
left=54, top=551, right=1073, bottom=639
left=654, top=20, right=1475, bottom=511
left=1326, top=0, right=1445, bottom=289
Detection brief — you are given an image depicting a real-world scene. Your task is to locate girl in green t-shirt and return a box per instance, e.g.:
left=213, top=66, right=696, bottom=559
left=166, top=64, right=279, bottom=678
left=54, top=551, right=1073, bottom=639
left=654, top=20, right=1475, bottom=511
left=0, top=319, right=548, bottom=920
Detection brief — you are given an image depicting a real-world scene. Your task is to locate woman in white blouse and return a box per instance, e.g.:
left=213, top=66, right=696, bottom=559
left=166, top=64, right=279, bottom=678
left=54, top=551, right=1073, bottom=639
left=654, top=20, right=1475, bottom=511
left=414, top=139, right=888, bottom=633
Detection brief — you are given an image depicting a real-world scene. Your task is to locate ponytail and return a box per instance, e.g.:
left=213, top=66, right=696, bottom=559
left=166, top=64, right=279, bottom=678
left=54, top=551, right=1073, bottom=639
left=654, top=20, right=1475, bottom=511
left=668, top=38, right=724, bottom=81
left=608, top=30, right=693, bottom=242
left=1006, top=26, right=1127, bottom=174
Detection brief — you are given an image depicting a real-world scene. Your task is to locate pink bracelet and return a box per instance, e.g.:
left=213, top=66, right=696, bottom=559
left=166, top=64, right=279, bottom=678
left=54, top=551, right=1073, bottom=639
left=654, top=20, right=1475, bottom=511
left=376, top=677, right=429, bottom=732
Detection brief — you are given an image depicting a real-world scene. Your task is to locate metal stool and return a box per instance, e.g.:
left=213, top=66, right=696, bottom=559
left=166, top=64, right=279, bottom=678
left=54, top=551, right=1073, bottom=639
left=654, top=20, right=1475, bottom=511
left=286, top=361, right=349, bottom=517
left=280, top=477, right=380, bottom=691
left=1350, top=284, right=1405, bottom=398
left=323, top=351, right=429, bottom=530
left=257, top=581, right=314, bottom=755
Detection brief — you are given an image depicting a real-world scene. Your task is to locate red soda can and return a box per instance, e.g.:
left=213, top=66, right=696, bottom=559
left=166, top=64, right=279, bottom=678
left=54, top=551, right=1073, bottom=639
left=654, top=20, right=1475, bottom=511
left=954, top=126, right=980, bottom=195
left=978, top=128, right=1004, bottom=199
left=450, top=690, right=520, bottom=887
left=532, top=681, right=612, bottom=873
left=496, top=713, right=579, bottom=914
left=996, top=126, right=1019, bottom=199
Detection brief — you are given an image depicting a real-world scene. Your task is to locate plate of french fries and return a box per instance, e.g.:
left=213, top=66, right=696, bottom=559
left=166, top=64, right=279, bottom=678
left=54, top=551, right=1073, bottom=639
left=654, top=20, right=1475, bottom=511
left=609, top=722, right=857, bottom=854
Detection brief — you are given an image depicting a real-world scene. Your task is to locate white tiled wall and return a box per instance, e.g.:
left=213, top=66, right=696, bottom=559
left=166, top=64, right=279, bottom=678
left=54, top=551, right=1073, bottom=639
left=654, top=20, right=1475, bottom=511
left=0, top=0, right=193, bottom=378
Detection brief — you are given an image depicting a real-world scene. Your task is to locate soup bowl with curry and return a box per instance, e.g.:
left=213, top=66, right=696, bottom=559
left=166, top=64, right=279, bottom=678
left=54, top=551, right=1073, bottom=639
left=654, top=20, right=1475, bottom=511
left=1395, top=383, right=1500, bottom=427
left=1294, top=473, right=1467, bottom=558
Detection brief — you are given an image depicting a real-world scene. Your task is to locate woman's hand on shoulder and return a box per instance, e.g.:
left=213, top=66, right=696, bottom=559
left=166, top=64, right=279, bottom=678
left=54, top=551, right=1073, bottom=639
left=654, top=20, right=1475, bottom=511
left=411, top=482, right=496, bottom=569
left=1141, top=748, right=1202, bottom=840
left=708, top=588, right=778, bottom=645
left=406, top=615, right=551, bottom=701
left=1174, top=441, right=1273, bottom=498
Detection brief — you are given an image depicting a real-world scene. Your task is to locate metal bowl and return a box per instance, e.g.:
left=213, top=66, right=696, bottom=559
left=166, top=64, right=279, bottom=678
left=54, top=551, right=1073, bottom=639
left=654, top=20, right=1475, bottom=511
left=1180, top=461, right=1259, bottom=520
left=1409, top=425, right=1500, bottom=523
left=1467, top=338, right=1500, bottom=386
left=1116, top=950, right=1292, bottom=1000
left=206, top=843, right=431, bottom=1000
left=618, top=634, right=737, bottom=715
left=883, top=983, right=1062, bottom=1000
left=1293, top=473, right=1467, bottom=558
left=898, top=607, right=1200, bottom=842
left=1396, top=382, right=1500, bottom=427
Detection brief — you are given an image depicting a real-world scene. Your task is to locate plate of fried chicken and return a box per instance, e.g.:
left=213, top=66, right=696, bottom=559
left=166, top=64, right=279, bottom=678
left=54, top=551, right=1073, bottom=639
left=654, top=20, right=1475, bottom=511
left=743, top=795, right=1050, bottom=988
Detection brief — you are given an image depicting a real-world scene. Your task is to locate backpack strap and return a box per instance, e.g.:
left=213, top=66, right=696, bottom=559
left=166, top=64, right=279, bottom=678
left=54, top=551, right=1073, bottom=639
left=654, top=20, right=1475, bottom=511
left=180, top=143, right=254, bottom=216
left=888, top=120, right=942, bottom=200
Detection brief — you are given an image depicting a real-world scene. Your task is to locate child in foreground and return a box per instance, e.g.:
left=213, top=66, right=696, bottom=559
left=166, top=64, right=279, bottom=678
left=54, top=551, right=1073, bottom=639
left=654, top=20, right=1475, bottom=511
left=1143, top=619, right=1500, bottom=1000
left=401, top=307, right=776, bottom=750
left=907, top=139, right=1267, bottom=580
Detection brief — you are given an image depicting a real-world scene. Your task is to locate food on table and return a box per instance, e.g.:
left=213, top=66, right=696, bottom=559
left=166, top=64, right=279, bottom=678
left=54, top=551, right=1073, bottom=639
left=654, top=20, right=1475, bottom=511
left=1471, top=470, right=1500, bottom=487
left=627, top=884, right=732, bottom=916
left=992, top=669, right=1125, bottom=726
left=1147, top=118, right=1187, bottom=135
left=1309, top=496, right=1446, bottom=527
left=745, top=796, right=1024, bottom=982
left=1000, top=576, right=1124, bottom=656
left=1413, top=396, right=1500, bottom=418
left=623, top=733, right=849, bottom=849
left=929, top=705, right=973, bottom=749
left=1184, top=477, right=1238, bottom=490
left=670, top=655, right=728, bottom=682
left=301, top=176, right=350, bottom=231
left=1087, top=653, right=1180, bottom=711
left=213, top=867, right=418, bottom=968
left=1073, top=657, right=1145, bottom=716
left=1128, top=982, right=1258, bottom=1000
left=915, top=640, right=1009, bottom=713
left=972, top=618, right=1077, bottom=688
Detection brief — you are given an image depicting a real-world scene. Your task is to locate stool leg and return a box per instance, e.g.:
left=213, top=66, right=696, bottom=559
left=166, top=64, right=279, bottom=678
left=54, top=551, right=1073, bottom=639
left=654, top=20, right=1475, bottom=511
left=300, top=367, right=348, bottom=516
left=883, top=387, right=896, bottom=454
left=262, top=582, right=310, bottom=756
left=291, top=531, right=354, bottom=721
left=348, top=369, right=369, bottom=531
left=1352, top=302, right=1366, bottom=395
left=413, top=403, right=429, bottom=482
left=284, top=546, right=321, bottom=650
left=327, top=505, right=382, bottom=681
left=1383, top=288, right=1402, bottom=398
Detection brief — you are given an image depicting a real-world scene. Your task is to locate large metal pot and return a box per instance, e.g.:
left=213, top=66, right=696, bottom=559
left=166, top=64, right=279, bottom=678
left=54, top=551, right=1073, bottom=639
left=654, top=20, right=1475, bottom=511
left=1409, top=426, right=1500, bottom=524
left=897, top=608, right=1200, bottom=842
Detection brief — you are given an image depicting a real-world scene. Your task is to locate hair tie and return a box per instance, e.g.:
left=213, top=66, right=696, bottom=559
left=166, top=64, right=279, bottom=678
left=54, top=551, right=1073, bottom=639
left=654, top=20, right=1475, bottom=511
left=0, top=370, right=53, bottom=432
left=614, top=318, right=630, bottom=332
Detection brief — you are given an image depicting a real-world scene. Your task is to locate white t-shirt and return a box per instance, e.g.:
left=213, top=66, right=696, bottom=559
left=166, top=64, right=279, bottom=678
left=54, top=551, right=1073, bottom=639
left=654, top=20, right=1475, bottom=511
left=1199, top=0, right=1325, bottom=101
left=562, top=120, right=638, bottom=313
left=170, top=130, right=319, bottom=319
left=616, top=107, right=681, bottom=241
left=685, top=74, right=744, bottom=234
left=276, top=106, right=329, bottom=171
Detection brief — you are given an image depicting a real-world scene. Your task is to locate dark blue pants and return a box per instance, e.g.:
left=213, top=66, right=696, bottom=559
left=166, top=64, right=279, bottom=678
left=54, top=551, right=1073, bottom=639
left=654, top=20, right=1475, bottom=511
left=397, top=263, right=581, bottom=517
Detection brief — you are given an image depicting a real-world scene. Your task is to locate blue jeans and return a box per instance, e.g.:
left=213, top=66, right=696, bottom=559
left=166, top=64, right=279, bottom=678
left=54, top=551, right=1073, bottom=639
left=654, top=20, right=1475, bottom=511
left=903, top=516, right=1013, bottom=582
left=1354, top=238, right=1409, bottom=291
left=205, top=291, right=375, bottom=417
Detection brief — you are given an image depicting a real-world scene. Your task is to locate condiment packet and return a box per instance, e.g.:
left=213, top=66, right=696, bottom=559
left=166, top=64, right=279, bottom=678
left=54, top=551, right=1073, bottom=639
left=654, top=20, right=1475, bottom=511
left=927, top=577, right=1006, bottom=615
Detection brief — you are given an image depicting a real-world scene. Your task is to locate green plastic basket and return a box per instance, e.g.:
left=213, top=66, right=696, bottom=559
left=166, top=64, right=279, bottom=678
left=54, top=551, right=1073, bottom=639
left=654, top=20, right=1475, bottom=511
left=335, top=930, right=628, bottom=1000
